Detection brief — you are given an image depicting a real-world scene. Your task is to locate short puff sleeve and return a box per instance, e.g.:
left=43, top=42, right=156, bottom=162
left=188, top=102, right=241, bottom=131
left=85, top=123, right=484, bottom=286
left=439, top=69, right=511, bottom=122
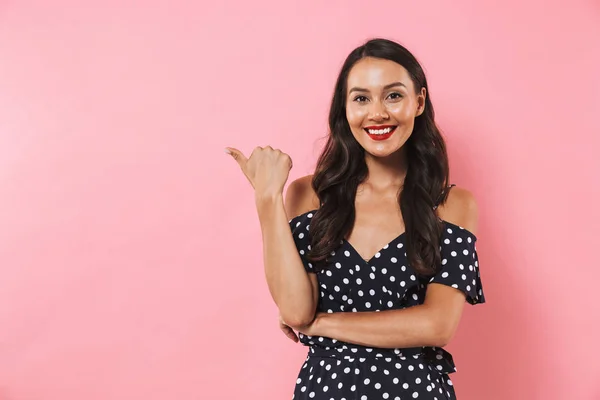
left=429, top=223, right=485, bottom=305
left=288, top=212, right=316, bottom=273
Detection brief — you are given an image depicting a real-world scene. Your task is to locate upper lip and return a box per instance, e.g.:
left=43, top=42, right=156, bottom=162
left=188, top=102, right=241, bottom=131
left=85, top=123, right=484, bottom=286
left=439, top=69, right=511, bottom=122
left=364, top=125, right=397, bottom=130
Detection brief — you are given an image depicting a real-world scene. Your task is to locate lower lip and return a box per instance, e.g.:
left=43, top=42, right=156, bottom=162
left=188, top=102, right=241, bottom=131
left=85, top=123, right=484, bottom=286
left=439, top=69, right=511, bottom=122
left=365, top=127, right=397, bottom=141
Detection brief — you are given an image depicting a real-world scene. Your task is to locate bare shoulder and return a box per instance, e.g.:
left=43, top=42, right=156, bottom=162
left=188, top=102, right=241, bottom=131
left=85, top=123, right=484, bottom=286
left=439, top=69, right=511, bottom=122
left=437, top=185, right=479, bottom=236
left=284, top=174, right=320, bottom=220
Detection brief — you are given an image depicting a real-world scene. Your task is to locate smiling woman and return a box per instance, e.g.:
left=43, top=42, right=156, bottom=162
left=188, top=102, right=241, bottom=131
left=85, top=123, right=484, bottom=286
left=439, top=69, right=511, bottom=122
left=227, top=38, right=485, bottom=400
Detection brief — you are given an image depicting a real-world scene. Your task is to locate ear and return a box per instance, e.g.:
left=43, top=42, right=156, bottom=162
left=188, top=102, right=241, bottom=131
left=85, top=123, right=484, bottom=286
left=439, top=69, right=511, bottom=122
left=416, top=87, right=427, bottom=116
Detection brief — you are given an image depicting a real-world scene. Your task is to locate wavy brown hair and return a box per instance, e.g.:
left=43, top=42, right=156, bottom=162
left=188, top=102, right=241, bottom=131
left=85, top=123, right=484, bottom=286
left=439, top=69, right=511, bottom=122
left=307, top=38, right=451, bottom=276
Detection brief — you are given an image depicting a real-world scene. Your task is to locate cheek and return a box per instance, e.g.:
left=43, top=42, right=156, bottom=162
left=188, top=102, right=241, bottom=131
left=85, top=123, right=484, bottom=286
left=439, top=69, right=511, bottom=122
left=387, top=101, right=415, bottom=120
left=346, top=104, right=367, bottom=127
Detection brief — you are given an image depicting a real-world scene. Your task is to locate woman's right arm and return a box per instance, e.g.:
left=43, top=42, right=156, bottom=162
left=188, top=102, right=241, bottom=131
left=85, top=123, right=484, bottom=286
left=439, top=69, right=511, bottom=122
left=225, top=145, right=318, bottom=329
left=256, top=177, right=318, bottom=329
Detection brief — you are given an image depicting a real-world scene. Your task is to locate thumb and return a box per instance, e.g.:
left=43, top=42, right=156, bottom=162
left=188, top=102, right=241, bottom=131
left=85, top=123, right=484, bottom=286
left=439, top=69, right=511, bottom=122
left=225, top=147, right=248, bottom=170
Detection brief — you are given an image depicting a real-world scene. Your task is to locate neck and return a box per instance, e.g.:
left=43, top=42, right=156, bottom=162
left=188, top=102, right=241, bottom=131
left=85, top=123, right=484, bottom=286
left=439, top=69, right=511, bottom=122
left=362, top=147, right=408, bottom=191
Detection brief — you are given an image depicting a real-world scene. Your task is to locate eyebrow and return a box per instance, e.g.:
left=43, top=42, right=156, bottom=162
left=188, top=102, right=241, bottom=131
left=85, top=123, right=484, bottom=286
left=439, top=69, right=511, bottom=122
left=348, top=81, right=406, bottom=94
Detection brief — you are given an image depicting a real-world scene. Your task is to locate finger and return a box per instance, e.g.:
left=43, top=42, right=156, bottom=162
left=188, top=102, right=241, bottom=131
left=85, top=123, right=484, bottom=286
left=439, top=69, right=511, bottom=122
left=225, top=147, right=248, bottom=170
left=282, top=326, right=299, bottom=342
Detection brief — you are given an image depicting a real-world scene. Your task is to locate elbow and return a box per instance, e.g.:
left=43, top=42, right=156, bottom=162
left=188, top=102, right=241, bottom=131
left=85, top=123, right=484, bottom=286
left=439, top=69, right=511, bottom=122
left=283, top=313, right=316, bottom=330
left=430, top=321, right=456, bottom=347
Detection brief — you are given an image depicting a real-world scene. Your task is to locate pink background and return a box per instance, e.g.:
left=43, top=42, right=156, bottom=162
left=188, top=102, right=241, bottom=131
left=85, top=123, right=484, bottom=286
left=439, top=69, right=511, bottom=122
left=1, top=1, right=599, bottom=399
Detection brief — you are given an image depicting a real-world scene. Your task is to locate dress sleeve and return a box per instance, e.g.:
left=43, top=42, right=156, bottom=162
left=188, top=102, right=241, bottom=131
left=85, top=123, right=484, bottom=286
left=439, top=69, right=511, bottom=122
left=429, top=224, right=485, bottom=305
left=289, top=214, right=316, bottom=273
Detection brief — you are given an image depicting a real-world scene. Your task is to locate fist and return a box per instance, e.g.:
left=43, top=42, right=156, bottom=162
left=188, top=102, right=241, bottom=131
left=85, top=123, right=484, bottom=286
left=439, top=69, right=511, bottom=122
left=226, top=146, right=293, bottom=198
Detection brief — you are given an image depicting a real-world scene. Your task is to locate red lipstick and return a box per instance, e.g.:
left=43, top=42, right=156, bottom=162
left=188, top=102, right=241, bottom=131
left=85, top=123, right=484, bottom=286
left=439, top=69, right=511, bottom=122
left=364, top=125, right=397, bottom=141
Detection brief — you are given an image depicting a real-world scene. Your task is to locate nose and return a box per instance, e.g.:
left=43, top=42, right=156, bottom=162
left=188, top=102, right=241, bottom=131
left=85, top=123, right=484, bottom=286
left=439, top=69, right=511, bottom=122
left=368, top=100, right=389, bottom=122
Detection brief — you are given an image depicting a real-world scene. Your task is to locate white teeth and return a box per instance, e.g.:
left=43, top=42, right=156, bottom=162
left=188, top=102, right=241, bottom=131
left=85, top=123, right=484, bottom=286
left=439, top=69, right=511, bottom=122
left=367, top=127, right=393, bottom=135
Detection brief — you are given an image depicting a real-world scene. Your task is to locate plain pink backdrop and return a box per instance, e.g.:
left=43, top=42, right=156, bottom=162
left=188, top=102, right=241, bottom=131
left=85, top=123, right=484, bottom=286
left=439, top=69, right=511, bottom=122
left=1, top=1, right=599, bottom=399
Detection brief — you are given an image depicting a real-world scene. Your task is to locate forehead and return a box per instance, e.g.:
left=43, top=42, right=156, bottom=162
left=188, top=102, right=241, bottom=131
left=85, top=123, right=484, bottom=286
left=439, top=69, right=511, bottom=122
left=347, top=57, right=414, bottom=91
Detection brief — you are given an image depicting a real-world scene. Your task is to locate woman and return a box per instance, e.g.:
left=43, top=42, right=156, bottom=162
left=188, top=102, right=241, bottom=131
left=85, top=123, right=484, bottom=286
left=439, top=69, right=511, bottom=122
left=226, top=38, right=485, bottom=400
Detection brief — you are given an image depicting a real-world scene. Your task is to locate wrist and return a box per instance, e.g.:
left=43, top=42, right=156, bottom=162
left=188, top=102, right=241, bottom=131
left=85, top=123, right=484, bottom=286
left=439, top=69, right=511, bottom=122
left=255, top=192, right=283, bottom=210
left=311, top=312, right=327, bottom=336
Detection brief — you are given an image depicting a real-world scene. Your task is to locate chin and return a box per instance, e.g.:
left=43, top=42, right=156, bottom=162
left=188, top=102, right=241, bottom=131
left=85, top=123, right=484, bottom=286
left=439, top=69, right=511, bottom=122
left=364, top=145, right=401, bottom=158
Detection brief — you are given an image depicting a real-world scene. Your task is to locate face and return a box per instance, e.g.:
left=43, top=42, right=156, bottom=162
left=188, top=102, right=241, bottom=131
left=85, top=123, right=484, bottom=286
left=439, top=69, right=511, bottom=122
left=345, top=57, right=426, bottom=158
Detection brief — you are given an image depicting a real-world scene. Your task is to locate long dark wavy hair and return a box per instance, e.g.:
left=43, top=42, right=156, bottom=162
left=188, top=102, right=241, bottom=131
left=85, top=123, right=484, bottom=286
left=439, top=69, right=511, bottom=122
left=307, top=38, right=451, bottom=277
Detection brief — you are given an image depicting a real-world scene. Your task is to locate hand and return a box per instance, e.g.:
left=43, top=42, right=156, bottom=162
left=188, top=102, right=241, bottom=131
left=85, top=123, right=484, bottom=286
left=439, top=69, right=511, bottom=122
left=279, top=314, right=299, bottom=343
left=226, top=146, right=293, bottom=199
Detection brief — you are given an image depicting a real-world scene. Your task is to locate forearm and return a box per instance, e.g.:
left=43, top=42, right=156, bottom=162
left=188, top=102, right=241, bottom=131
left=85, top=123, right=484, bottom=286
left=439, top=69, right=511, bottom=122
left=311, top=305, right=449, bottom=348
left=256, top=193, right=316, bottom=327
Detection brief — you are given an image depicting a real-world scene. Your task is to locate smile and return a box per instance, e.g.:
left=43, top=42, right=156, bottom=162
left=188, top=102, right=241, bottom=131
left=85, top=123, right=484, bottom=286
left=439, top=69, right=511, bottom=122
left=363, top=125, right=397, bottom=141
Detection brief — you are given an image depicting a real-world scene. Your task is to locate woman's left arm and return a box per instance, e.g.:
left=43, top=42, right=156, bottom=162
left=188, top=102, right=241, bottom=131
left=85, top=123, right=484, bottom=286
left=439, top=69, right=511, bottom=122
left=299, top=285, right=467, bottom=348
left=299, top=188, right=479, bottom=348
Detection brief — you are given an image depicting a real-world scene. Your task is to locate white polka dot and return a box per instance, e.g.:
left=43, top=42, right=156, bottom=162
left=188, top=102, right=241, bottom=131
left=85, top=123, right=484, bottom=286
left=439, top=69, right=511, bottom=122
left=365, top=302, right=371, bottom=308
left=412, top=392, right=419, bottom=398
left=375, top=383, right=381, bottom=389
left=375, top=252, right=381, bottom=258
left=391, top=257, right=397, bottom=263
left=344, top=251, right=351, bottom=257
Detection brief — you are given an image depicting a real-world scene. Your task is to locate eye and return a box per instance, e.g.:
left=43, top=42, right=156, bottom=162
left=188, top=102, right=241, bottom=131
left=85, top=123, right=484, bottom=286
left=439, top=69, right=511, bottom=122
left=387, top=92, right=403, bottom=100
left=353, top=95, right=368, bottom=103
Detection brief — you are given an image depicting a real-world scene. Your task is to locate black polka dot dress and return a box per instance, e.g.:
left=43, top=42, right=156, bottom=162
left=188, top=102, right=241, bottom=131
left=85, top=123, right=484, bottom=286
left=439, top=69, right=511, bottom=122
left=288, top=196, right=485, bottom=399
